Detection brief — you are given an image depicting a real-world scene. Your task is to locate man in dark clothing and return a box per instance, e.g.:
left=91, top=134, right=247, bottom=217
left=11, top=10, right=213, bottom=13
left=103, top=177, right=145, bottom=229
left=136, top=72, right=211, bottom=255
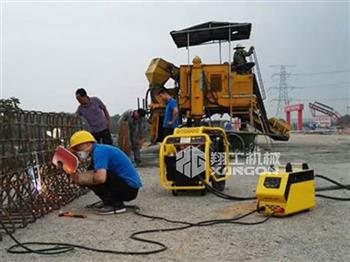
left=118, top=108, right=147, bottom=166
left=233, top=44, right=255, bottom=73
left=75, top=88, right=113, bottom=145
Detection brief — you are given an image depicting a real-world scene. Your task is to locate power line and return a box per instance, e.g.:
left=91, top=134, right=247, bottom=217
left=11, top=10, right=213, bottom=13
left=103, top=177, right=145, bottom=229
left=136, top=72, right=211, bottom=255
left=291, top=69, right=350, bottom=76
left=269, top=86, right=348, bottom=93
left=291, top=98, right=349, bottom=102
left=295, top=83, right=349, bottom=89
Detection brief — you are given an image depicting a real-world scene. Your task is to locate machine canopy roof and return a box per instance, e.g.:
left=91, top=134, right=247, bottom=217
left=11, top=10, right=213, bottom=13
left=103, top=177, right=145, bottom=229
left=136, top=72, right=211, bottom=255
left=170, top=21, right=252, bottom=48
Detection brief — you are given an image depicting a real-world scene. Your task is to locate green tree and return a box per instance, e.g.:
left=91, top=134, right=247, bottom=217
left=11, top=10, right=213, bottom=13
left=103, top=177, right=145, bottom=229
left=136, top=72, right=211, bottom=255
left=0, top=97, right=21, bottom=110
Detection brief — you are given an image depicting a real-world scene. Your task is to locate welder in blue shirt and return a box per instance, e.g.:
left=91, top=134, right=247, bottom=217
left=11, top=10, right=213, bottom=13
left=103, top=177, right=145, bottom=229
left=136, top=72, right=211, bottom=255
left=69, top=130, right=142, bottom=215
left=159, top=88, right=179, bottom=138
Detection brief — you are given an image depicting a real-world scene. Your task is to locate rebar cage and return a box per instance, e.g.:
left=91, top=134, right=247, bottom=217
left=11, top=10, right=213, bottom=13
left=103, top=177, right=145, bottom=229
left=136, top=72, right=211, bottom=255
left=0, top=108, right=88, bottom=240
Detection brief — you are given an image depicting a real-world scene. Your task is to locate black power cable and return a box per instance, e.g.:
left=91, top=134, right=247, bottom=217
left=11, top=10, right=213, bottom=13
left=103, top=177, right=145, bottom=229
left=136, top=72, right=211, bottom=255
left=2, top=206, right=271, bottom=256
left=199, top=176, right=256, bottom=201
left=200, top=173, right=350, bottom=202
left=315, top=194, right=350, bottom=201
left=315, top=174, right=350, bottom=201
left=2, top=174, right=348, bottom=256
left=315, top=174, right=350, bottom=190
left=316, top=185, right=350, bottom=192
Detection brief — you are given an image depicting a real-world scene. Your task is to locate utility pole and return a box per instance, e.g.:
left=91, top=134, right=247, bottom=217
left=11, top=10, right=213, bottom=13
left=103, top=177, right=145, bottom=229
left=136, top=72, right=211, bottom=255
left=269, top=65, right=296, bottom=118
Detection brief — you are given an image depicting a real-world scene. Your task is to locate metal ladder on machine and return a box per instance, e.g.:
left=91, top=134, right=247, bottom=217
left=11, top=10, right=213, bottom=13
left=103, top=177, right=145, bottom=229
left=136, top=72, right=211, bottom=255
left=249, top=50, right=272, bottom=147
left=250, top=49, right=266, bottom=101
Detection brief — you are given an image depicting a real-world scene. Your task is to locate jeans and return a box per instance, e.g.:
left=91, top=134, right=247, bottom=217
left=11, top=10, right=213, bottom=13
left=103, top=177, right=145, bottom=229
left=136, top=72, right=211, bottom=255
left=130, top=130, right=141, bottom=164
left=163, top=128, right=174, bottom=140
left=89, top=171, right=139, bottom=207
left=131, top=142, right=141, bottom=164
left=92, top=128, right=113, bottom=145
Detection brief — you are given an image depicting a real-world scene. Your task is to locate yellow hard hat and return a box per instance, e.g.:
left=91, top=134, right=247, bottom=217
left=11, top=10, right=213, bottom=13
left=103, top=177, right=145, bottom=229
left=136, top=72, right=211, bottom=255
left=69, top=130, right=96, bottom=149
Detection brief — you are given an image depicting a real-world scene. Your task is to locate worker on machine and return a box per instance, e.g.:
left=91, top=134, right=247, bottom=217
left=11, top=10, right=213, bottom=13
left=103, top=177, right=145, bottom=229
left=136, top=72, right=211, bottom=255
left=232, top=44, right=255, bottom=74
left=75, top=88, right=113, bottom=145
left=118, top=108, right=147, bottom=167
left=69, top=130, right=142, bottom=215
left=159, top=88, right=179, bottom=138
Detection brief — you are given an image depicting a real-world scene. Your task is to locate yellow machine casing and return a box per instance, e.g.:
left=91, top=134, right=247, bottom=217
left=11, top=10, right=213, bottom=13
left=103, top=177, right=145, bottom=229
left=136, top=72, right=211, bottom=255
left=145, top=56, right=290, bottom=143
left=159, top=127, right=230, bottom=195
left=256, top=164, right=315, bottom=217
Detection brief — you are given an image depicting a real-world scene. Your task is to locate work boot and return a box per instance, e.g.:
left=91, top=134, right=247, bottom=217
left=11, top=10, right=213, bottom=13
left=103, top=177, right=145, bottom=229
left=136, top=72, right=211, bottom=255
left=94, top=203, right=126, bottom=215
left=85, top=201, right=104, bottom=210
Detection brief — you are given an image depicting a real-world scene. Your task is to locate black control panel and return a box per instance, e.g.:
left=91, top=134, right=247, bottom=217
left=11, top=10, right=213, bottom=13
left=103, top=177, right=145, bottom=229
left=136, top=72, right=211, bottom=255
left=264, top=177, right=282, bottom=189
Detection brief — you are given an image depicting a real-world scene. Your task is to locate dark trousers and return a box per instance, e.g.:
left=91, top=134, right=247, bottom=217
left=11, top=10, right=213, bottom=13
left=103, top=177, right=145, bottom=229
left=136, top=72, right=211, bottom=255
left=232, top=62, right=255, bottom=74
left=89, top=172, right=139, bottom=206
left=163, top=128, right=174, bottom=140
left=131, top=141, right=141, bottom=164
left=92, top=128, right=113, bottom=145
left=130, top=130, right=141, bottom=164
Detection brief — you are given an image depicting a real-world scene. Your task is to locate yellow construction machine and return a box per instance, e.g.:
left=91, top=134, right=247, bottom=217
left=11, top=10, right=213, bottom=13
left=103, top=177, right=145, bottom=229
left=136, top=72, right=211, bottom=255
left=144, top=22, right=290, bottom=151
left=159, top=126, right=230, bottom=195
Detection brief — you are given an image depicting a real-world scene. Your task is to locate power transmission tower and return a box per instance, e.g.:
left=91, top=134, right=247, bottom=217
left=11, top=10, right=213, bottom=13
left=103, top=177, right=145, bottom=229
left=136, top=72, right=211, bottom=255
left=269, top=65, right=296, bottom=117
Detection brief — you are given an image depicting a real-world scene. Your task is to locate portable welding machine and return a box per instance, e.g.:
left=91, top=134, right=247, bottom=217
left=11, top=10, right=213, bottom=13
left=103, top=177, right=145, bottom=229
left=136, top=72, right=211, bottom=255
left=256, top=163, right=315, bottom=217
left=159, top=127, right=230, bottom=196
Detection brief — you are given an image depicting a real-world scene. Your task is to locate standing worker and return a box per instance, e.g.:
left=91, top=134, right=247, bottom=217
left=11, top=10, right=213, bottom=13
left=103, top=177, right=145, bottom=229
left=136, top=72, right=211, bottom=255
left=159, top=88, right=179, bottom=138
left=118, top=109, right=147, bottom=166
left=75, top=88, right=113, bottom=145
left=69, top=130, right=142, bottom=215
left=232, top=44, right=255, bottom=73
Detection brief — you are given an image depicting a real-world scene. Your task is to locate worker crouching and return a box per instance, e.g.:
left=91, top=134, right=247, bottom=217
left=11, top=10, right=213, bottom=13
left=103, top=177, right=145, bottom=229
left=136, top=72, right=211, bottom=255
left=69, top=130, right=142, bottom=215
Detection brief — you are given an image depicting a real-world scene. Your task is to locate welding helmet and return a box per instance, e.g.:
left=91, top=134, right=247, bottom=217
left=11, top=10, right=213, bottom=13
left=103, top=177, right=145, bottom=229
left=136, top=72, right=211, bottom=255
left=69, top=130, right=96, bottom=149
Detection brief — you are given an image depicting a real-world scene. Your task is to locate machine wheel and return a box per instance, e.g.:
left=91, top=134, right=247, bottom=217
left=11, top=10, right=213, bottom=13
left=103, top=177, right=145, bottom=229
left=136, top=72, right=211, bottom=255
left=244, top=134, right=257, bottom=153
left=211, top=180, right=226, bottom=192
left=200, top=188, right=207, bottom=196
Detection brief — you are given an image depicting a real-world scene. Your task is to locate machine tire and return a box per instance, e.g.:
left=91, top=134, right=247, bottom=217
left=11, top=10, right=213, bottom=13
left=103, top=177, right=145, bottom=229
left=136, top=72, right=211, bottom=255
left=200, top=188, right=207, bottom=196
left=227, top=133, right=245, bottom=153
left=211, top=180, right=226, bottom=192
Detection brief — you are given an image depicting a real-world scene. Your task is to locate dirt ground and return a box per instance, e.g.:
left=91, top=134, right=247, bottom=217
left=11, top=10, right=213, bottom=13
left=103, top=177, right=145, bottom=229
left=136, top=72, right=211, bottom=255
left=1, top=134, right=349, bottom=262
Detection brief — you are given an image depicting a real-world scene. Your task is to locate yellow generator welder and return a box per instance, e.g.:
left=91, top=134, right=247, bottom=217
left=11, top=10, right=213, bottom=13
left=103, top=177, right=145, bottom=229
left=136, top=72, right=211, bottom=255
left=256, top=163, right=315, bottom=217
left=160, top=127, right=230, bottom=196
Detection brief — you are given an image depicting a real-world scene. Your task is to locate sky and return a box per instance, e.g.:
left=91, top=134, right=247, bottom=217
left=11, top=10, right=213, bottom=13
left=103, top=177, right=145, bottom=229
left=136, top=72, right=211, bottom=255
left=1, top=0, right=349, bottom=119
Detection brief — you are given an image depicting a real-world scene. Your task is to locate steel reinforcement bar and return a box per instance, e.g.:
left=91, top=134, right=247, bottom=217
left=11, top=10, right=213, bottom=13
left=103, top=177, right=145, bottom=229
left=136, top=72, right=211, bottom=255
left=0, top=109, right=88, bottom=240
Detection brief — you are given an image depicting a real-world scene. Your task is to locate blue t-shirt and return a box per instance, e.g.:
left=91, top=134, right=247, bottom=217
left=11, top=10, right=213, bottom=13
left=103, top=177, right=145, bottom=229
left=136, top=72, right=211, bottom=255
left=92, top=144, right=142, bottom=188
left=163, top=98, right=179, bottom=128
